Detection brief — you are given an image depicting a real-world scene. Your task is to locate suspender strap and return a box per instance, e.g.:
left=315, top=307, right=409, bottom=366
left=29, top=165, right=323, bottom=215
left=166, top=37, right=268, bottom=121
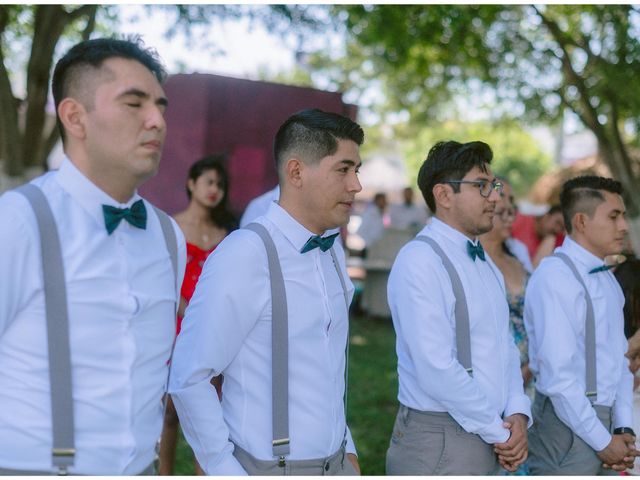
left=151, top=206, right=179, bottom=418
left=553, top=252, right=597, bottom=402
left=16, top=184, right=75, bottom=474
left=16, top=185, right=180, bottom=475
left=414, top=235, right=473, bottom=376
left=153, top=206, right=178, bottom=293
left=245, top=224, right=351, bottom=462
left=329, top=248, right=351, bottom=443
left=245, top=223, right=290, bottom=460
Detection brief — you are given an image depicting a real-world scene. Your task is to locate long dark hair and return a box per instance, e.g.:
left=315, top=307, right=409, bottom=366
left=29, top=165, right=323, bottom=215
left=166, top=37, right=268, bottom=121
left=186, top=154, right=238, bottom=232
left=614, top=256, right=640, bottom=338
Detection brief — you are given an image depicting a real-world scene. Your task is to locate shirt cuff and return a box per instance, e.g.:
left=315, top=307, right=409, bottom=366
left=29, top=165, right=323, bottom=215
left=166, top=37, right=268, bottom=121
left=345, top=426, right=357, bottom=456
left=476, top=417, right=511, bottom=444
left=583, top=421, right=613, bottom=452
left=504, top=395, right=533, bottom=429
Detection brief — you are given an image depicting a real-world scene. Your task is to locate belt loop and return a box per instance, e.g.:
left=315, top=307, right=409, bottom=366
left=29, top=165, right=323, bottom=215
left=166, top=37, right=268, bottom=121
left=401, top=404, right=409, bottom=424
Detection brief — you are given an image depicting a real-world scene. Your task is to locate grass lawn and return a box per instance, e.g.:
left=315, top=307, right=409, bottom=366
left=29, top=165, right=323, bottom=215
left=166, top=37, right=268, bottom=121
left=172, top=312, right=399, bottom=476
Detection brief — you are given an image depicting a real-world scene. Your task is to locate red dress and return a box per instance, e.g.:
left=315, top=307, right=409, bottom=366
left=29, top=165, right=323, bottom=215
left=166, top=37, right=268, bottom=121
left=177, top=242, right=216, bottom=334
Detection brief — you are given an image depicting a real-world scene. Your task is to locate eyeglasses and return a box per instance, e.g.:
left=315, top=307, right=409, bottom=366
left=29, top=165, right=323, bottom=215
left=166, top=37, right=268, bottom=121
left=443, top=179, right=504, bottom=198
left=493, top=208, right=516, bottom=220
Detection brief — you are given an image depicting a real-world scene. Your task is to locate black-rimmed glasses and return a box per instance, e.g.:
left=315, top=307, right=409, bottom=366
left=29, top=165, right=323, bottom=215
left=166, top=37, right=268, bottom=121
left=443, top=179, right=503, bottom=198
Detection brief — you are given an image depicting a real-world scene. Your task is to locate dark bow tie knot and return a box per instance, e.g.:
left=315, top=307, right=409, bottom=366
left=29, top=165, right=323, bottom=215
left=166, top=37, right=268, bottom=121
left=300, top=233, right=339, bottom=253
left=102, top=199, right=147, bottom=235
left=589, top=264, right=614, bottom=274
left=467, top=240, right=486, bottom=262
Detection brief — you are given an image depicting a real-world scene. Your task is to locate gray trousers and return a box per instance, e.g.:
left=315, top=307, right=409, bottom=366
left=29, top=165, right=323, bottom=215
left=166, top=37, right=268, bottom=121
left=386, top=404, right=499, bottom=475
left=528, top=392, right=614, bottom=475
left=232, top=442, right=358, bottom=476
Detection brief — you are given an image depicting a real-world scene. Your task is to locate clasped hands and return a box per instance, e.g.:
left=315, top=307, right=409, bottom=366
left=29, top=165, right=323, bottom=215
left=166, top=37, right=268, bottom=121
left=494, top=414, right=528, bottom=472
left=600, top=433, right=639, bottom=472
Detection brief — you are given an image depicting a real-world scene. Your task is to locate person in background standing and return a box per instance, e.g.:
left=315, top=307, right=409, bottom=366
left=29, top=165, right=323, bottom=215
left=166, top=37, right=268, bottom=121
left=159, top=154, right=237, bottom=475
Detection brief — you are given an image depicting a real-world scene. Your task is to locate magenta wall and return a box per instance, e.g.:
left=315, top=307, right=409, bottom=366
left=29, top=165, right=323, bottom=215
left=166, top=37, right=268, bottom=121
left=140, top=73, right=357, bottom=217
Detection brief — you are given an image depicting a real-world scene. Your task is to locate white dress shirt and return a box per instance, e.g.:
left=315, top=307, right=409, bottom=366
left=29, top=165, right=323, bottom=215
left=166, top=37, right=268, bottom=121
left=524, top=236, right=632, bottom=451
left=239, top=185, right=280, bottom=227
left=169, top=202, right=355, bottom=475
left=387, top=217, right=531, bottom=444
left=356, top=203, right=387, bottom=247
left=389, top=202, right=429, bottom=230
left=0, top=158, right=186, bottom=474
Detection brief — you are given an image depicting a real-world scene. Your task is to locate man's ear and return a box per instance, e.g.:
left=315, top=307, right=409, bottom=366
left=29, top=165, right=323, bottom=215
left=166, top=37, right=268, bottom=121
left=284, top=157, right=304, bottom=189
left=573, top=212, right=588, bottom=234
left=433, top=183, right=452, bottom=210
left=57, top=98, right=87, bottom=140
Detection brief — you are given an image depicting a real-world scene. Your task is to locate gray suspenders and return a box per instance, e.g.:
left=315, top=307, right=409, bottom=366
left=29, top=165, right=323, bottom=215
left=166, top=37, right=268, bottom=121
left=15, top=183, right=178, bottom=474
left=245, top=223, right=350, bottom=466
left=414, top=235, right=473, bottom=375
left=553, top=252, right=598, bottom=402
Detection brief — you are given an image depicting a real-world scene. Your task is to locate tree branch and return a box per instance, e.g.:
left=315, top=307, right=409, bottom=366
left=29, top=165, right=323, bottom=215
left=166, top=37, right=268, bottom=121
left=533, top=6, right=606, bottom=140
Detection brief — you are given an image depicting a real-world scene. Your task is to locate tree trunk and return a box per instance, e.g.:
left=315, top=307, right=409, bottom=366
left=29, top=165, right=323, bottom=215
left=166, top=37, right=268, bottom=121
left=0, top=6, right=22, bottom=176
left=1, top=5, right=98, bottom=179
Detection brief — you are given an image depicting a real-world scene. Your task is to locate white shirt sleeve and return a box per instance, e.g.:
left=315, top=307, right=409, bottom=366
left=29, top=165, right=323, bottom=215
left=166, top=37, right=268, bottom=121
left=0, top=192, right=37, bottom=337
left=525, top=265, right=612, bottom=451
left=388, top=246, right=510, bottom=444
left=613, top=337, right=634, bottom=429
left=169, top=229, right=270, bottom=475
left=504, top=328, right=533, bottom=427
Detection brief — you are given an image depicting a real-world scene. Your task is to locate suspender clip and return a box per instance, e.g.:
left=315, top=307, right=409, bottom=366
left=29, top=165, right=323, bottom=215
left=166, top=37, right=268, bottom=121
left=586, top=391, right=597, bottom=399
left=278, top=456, right=286, bottom=468
left=272, top=437, right=290, bottom=447
left=465, top=367, right=474, bottom=376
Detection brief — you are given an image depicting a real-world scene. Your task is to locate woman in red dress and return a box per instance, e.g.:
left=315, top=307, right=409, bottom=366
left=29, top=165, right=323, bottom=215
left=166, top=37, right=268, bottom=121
left=159, top=154, right=237, bottom=475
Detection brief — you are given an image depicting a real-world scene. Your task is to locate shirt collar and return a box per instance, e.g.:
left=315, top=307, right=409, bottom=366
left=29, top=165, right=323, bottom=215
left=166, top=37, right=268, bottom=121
left=54, top=156, right=142, bottom=229
left=559, top=236, right=606, bottom=274
left=426, top=216, right=479, bottom=256
left=265, top=201, right=338, bottom=253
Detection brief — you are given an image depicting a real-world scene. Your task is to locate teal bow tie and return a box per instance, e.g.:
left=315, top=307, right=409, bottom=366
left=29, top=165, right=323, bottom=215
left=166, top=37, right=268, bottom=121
left=102, top=199, right=147, bottom=235
left=589, top=264, right=614, bottom=274
left=300, top=232, right=339, bottom=253
left=467, top=240, right=486, bottom=261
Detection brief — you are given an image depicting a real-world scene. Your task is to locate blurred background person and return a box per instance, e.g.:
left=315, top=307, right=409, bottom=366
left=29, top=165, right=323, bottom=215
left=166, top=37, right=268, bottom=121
left=614, top=256, right=640, bottom=474
left=481, top=182, right=534, bottom=402
left=389, top=186, right=429, bottom=231
left=512, top=204, right=565, bottom=268
left=159, top=154, right=237, bottom=475
left=357, top=191, right=390, bottom=256
left=239, top=185, right=280, bottom=228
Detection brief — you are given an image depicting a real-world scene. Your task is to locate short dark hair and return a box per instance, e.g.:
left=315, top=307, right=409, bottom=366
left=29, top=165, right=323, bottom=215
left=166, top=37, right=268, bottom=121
left=52, top=36, right=166, bottom=140
left=273, top=108, right=364, bottom=177
left=186, top=154, right=237, bottom=232
left=560, top=175, right=623, bottom=234
left=417, top=140, right=493, bottom=213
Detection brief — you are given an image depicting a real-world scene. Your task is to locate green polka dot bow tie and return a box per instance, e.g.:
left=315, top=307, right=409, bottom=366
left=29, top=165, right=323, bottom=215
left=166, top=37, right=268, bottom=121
left=467, top=240, right=486, bottom=262
left=300, top=232, right=340, bottom=253
left=102, top=199, right=147, bottom=235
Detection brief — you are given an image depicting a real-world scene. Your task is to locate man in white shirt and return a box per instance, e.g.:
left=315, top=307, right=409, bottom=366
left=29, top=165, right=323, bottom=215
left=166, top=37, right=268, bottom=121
left=169, top=108, right=363, bottom=475
left=385, top=140, right=531, bottom=475
left=356, top=191, right=389, bottom=250
left=389, top=186, right=429, bottom=231
left=239, top=185, right=280, bottom=227
left=0, top=38, right=186, bottom=475
left=525, top=175, right=638, bottom=474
